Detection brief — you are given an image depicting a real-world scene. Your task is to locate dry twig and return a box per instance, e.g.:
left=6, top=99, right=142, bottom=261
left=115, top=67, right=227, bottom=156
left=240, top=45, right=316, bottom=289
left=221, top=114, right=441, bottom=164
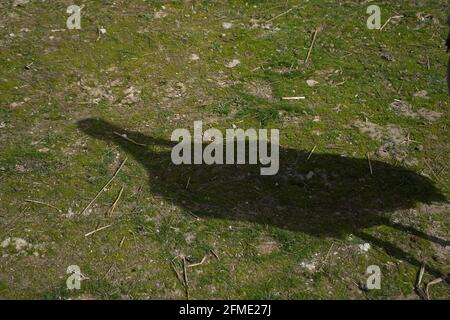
left=113, top=132, right=146, bottom=147
left=80, top=157, right=128, bottom=215
left=380, top=17, right=392, bottom=31
left=425, top=278, right=443, bottom=300
left=188, top=256, right=207, bottom=268
left=281, top=96, right=305, bottom=100
left=182, top=257, right=190, bottom=299
left=106, top=186, right=124, bottom=217
left=171, top=260, right=184, bottom=287
left=266, top=5, right=298, bottom=23
left=415, top=264, right=427, bottom=299
left=25, top=200, right=62, bottom=212
left=85, top=224, right=112, bottom=237
left=119, top=236, right=126, bottom=248
left=367, top=153, right=373, bottom=175
left=307, top=145, right=317, bottom=161
left=210, top=249, right=220, bottom=261
left=305, top=28, right=320, bottom=64
left=318, top=242, right=335, bottom=271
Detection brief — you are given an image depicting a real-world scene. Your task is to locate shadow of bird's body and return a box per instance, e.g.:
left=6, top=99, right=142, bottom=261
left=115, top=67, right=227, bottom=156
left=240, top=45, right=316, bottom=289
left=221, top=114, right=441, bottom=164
left=78, top=119, right=446, bottom=240
left=78, top=119, right=449, bottom=279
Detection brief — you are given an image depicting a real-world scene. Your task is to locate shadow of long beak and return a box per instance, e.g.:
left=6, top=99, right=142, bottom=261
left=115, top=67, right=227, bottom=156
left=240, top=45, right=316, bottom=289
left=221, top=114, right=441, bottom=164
left=77, top=118, right=176, bottom=148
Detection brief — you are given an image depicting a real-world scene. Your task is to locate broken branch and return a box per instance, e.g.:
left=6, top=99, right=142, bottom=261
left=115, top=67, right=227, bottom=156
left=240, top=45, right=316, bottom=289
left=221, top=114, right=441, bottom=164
left=105, top=186, right=124, bottom=217
left=79, top=157, right=128, bottom=215
left=113, top=132, right=147, bottom=147
left=25, top=199, right=62, bottom=213
left=305, top=28, right=320, bottom=64
left=188, top=256, right=207, bottom=268
left=85, top=224, right=112, bottom=237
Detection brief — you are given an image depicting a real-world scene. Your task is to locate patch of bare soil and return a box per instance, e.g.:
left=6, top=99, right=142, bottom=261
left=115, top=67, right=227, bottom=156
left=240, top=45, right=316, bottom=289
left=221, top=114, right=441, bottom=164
left=390, top=100, right=417, bottom=118
left=390, top=100, right=442, bottom=122
left=164, top=81, right=186, bottom=99
left=79, top=78, right=115, bottom=105
left=256, top=236, right=280, bottom=255
left=417, top=108, right=442, bottom=122
left=120, top=86, right=141, bottom=105
left=354, top=120, right=413, bottom=162
left=206, top=71, right=239, bottom=89
left=246, top=80, right=273, bottom=100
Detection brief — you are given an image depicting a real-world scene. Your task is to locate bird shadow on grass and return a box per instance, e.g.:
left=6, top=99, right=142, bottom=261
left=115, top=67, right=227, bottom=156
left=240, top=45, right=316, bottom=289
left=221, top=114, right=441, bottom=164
left=78, top=118, right=448, bottom=281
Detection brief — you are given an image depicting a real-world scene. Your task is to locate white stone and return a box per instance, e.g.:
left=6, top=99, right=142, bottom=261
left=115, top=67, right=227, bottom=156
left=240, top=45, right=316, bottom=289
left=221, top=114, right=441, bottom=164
left=13, top=238, right=28, bottom=251
left=222, top=22, right=233, bottom=29
left=225, top=59, right=240, bottom=68
left=1, top=238, right=11, bottom=248
left=358, top=243, right=371, bottom=252
left=189, top=53, right=200, bottom=61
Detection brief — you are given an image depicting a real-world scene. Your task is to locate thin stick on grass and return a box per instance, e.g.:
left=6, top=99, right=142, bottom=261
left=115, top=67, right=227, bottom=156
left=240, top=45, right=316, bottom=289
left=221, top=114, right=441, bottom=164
left=425, top=278, right=443, bottom=300
left=281, top=96, right=305, bottom=100
left=119, top=236, right=126, bottom=248
left=305, top=28, right=320, bottom=64
left=210, top=249, right=220, bottom=261
left=188, top=256, right=207, bottom=268
left=103, top=264, right=115, bottom=279
left=366, top=153, right=373, bottom=175
left=25, top=200, right=62, bottom=213
left=380, top=16, right=392, bottom=31
left=84, top=224, right=112, bottom=237
left=1, top=207, right=29, bottom=239
left=182, top=257, right=190, bottom=299
left=105, top=186, right=124, bottom=217
left=113, top=132, right=146, bottom=147
left=318, top=242, right=335, bottom=272
left=171, top=260, right=184, bottom=287
left=306, top=145, right=316, bottom=161
left=96, top=27, right=102, bottom=41
left=423, top=159, right=442, bottom=182
left=183, top=257, right=189, bottom=287
left=415, top=264, right=427, bottom=299
left=186, top=211, right=200, bottom=220
left=266, top=6, right=296, bottom=23
left=416, top=264, right=425, bottom=288
left=79, top=157, right=128, bottom=215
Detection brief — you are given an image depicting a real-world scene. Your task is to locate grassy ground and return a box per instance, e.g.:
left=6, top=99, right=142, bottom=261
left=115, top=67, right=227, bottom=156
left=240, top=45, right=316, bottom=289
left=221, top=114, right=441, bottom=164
left=0, top=0, right=449, bottom=299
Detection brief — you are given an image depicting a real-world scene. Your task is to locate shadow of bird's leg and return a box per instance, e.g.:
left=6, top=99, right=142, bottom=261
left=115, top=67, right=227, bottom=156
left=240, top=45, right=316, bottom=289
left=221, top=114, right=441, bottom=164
left=353, top=231, right=449, bottom=284
left=447, top=56, right=450, bottom=96
left=387, top=222, right=449, bottom=247
left=447, top=19, right=449, bottom=95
